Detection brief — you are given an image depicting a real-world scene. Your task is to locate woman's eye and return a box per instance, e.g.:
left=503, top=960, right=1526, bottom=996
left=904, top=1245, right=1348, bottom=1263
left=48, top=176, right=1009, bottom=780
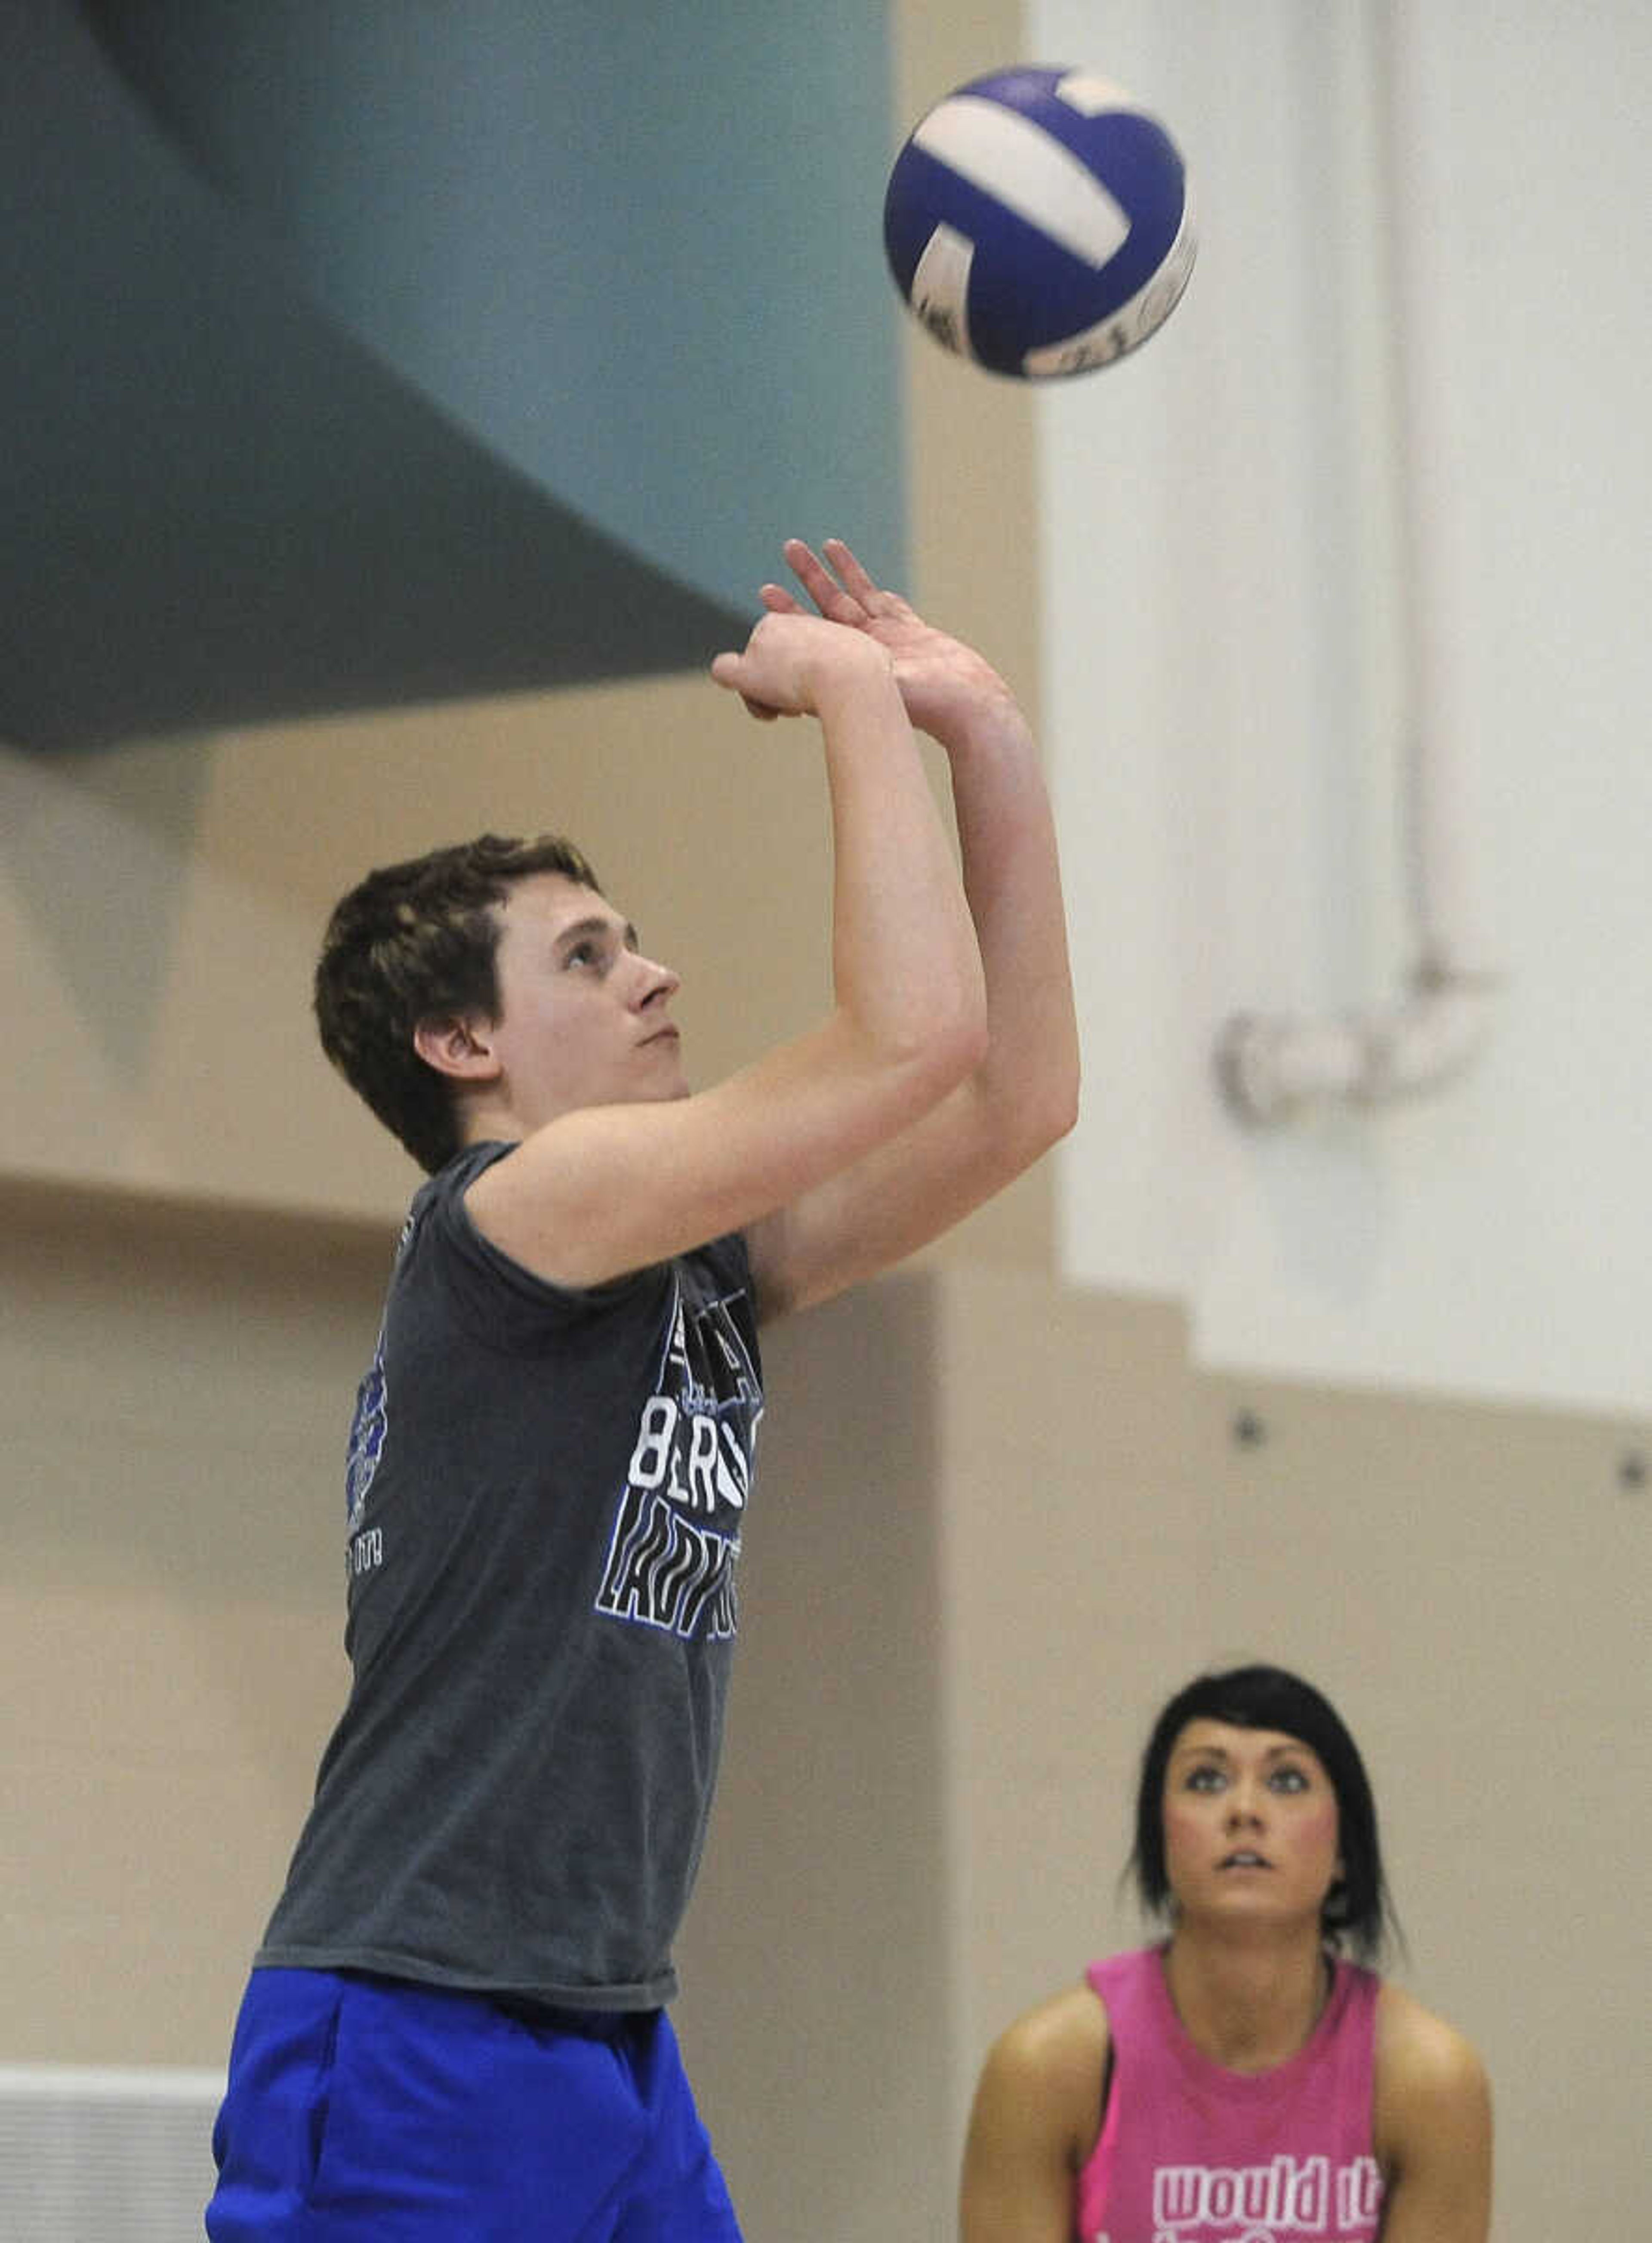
left=1186, top=1766, right=1226, bottom=1793
left=1270, top=1767, right=1309, bottom=1793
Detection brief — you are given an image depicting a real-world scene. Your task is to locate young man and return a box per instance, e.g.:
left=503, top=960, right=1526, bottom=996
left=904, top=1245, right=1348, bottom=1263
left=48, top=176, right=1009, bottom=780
left=206, top=539, right=1078, bottom=2240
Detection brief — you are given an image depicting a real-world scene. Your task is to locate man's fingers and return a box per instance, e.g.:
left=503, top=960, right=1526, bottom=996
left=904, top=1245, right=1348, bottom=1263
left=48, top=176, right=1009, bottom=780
left=783, top=538, right=865, bottom=625
left=820, top=539, right=883, bottom=608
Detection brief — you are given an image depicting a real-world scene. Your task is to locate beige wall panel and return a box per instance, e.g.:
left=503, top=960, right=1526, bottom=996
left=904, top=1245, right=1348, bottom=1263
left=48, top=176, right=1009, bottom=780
left=1188, top=1373, right=1649, bottom=2241
left=0, top=671, right=834, bottom=1228
left=0, top=1183, right=379, bottom=2062
left=676, top=1282, right=955, bottom=2242
left=934, top=1274, right=1208, bottom=2088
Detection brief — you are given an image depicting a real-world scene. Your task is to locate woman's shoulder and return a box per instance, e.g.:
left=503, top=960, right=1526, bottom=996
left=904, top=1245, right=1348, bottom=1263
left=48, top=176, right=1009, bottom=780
left=966, top=1977, right=1112, bottom=2189
left=1375, top=1981, right=1488, bottom=2086
left=1373, top=1981, right=1492, bottom=2154
left=1005, top=1975, right=1111, bottom=2051
left=977, top=1978, right=1110, bottom=2118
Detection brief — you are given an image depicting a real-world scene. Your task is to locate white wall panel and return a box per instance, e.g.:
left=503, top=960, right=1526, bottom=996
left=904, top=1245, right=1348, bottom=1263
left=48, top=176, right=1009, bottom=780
left=1035, top=0, right=1652, bottom=1415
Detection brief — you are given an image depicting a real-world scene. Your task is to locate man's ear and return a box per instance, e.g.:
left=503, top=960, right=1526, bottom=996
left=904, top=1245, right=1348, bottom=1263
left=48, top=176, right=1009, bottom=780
left=412, top=1015, right=501, bottom=1083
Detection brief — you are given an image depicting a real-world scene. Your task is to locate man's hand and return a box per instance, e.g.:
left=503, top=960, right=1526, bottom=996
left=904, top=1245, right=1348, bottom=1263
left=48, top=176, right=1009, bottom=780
left=761, top=537, right=1022, bottom=749
left=710, top=604, right=895, bottom=723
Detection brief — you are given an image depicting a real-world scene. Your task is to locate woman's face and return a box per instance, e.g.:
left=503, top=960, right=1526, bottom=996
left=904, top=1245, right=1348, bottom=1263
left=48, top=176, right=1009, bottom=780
left=1161, top=1719, right=1343, bottom=1934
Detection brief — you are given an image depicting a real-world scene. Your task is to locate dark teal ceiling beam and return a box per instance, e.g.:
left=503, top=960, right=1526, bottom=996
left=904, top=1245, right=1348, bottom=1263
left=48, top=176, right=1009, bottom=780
left=4, top=1, right=903, bottom=750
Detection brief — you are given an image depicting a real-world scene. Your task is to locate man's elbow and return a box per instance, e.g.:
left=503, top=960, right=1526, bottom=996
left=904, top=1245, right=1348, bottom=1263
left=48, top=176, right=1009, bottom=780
left=1051, top=1080, right=1081, bottom=1153
left=1010, top=1025, right=1081, bottom=1154
left=1020, top=1069, right=1080, bottom=1166
left=924, top=1007, right=993, bottom=1106
left=971, top=1055, right=1080, bottom=1188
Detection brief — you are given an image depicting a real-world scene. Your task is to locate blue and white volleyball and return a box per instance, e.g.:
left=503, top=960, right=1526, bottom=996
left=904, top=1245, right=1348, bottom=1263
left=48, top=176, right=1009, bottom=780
left=883, top=66, right=1196, bottom=379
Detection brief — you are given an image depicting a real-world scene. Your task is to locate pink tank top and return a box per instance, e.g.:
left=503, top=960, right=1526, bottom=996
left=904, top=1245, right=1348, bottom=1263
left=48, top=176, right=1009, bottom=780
left=1074, top=1947, right=1384, bottom=2243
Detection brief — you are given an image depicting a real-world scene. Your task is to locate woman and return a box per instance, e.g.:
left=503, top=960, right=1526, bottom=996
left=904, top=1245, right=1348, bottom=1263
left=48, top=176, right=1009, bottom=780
left=960, top=1666, right=1491, bottom=2243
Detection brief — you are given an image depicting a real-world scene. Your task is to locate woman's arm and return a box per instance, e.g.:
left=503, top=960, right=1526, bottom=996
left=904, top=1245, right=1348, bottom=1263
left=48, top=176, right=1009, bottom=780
left=960, top=1987, right=1108, bottom=2243
left=1373, top=1985, right=1493, bottom=2243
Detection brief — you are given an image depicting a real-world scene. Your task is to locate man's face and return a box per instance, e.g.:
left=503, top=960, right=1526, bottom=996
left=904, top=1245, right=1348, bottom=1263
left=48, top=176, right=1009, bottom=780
left=479, top=873, right=688, bottom=1127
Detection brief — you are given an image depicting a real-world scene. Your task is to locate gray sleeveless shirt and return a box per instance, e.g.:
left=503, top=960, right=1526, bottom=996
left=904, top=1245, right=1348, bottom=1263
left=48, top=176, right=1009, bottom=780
left=256, top=1141, right=764, bottom=2008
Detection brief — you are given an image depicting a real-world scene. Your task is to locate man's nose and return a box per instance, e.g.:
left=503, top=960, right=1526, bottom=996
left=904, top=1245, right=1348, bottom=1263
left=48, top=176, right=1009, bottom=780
left=633, top=953, right=680, bottom=1006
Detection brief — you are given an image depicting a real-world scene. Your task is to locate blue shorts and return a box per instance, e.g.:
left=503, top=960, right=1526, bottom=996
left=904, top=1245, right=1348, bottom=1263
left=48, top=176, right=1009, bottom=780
left=205, top=1968, right=743, bottom=2241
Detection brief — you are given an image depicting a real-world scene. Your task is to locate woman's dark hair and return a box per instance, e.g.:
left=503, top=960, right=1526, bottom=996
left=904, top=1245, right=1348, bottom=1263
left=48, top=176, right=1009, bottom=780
left=314, top=831, right=601, bottom=1175
left=1129, top=1663, right=1398, bottom=1963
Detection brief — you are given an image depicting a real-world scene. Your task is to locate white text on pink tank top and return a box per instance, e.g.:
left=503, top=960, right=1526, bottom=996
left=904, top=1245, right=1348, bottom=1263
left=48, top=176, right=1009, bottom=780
left=1092, top=2149, right=1383, bottom=2242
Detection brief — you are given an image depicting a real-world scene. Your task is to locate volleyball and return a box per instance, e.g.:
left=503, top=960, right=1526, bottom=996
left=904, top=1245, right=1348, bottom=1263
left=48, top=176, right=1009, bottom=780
left=882, top=65, right=1196, bottom=379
